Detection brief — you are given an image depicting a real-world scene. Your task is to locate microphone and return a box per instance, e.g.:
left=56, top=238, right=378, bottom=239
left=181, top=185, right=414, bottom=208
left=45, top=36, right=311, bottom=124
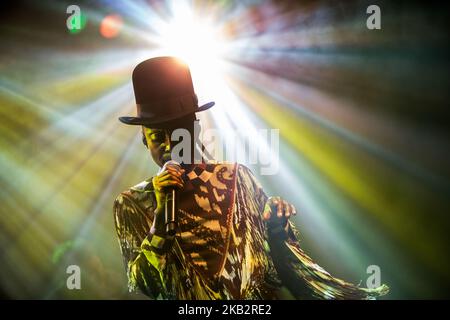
left=161, top=159, right=180, bottom=236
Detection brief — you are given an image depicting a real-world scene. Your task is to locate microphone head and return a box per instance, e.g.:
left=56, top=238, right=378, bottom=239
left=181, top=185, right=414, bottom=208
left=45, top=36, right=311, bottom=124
left=161, top=152, right=172, bottom=164
left=161, top=159, right=181, bottom=171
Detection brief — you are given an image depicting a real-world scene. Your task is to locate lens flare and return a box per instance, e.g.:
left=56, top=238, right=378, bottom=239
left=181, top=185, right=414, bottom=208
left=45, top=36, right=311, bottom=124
left=100, top=14, right=123, bottom=38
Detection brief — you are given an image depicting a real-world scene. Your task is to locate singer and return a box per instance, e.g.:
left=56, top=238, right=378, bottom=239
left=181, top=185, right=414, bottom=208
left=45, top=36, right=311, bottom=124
left=113, top=57, right=388, bottom=299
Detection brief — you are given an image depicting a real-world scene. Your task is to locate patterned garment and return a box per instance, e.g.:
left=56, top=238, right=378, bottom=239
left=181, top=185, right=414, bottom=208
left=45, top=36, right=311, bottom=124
left=114, top=162, right=389, bottom=300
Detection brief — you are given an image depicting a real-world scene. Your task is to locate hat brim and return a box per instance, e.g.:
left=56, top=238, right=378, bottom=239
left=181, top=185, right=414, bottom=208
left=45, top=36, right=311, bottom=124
left=119, top=101, right=215, bottom=127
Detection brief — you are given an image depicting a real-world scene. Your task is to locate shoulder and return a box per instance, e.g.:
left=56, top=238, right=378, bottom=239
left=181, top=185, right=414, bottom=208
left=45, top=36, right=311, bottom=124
left=236, top=163, right=253, bottom=174
left=113, top=179, right=156, bottom=245
left=235, top=163, right=257, bottom=180
left=235, top=163, right=266, bottom=192
left=115, top=177, right=154, bottom=203
left=113, top=178, right=156, bottom=221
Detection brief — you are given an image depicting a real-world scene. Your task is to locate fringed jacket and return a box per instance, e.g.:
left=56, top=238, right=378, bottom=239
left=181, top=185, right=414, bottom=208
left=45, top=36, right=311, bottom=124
left=114, top=162, right=388, bottom=300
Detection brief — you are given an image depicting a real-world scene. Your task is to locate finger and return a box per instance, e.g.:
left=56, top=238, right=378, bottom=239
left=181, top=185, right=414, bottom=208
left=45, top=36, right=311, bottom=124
left=262, top=202, right=272, bottom=220
left=159, top=174, right=183, bottom=185
left=163, top=168, right=184, bottom=178
left=291, top=204, right=297, bottom=216
left=284, top=201, right=291, bottom=218
left=165, top=166, right=181, bottom=174
left=166, top=167, right=185, bottom=177
left=154, top=175, right=170, bottom=187
left=277, top=198, right=283, bottom=218
left=170, top=171, right=184, bottom=182
left=269, top=196, right=279, bottom=205
left=159, top=180, right=184, bottom=188
left=167, top=170, right=184, bottom=180
left=166, top=164, right=182, bottom=171
left=156, top=171, right=171, bottom=180
left=269, top=197, right=282, bottom=218
left=159, top=178, right=183, bottom=185
left=158, top=171, right=181, bottom=181
left=166, top=164, right=182, bottom=172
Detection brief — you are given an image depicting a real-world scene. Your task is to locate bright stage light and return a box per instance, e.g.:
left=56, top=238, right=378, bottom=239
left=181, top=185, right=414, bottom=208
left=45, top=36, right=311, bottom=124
left=156, top=4, right=227, bottom=87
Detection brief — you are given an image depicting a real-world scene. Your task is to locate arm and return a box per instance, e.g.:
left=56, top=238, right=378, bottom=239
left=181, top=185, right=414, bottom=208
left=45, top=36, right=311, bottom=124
left=237, top=165, right=389, bottom=299
left=114, top=162, right=184, bottom=299
left=237, top=164, right=297, bottom=240
left=113, top=193, right=174, bottom=299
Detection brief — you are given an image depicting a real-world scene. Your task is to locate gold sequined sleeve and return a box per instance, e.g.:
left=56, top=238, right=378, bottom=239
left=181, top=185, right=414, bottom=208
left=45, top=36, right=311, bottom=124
left=238, top=165, right=389, bottom=299
left=113, top=193, right=174, bottom=299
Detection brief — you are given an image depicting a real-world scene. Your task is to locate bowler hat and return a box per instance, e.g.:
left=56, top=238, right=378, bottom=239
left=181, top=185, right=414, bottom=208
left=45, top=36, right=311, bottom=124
left=119, top=56, right=214, bottom=127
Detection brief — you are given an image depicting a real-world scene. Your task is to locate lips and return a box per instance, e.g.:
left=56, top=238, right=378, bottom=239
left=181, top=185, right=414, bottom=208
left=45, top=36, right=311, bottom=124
left=161, top=152, right=172, bottom=163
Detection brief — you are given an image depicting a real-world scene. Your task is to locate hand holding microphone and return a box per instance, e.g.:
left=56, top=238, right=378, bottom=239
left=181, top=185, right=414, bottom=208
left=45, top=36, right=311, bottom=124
left=152, top=160, right=185, bottom=236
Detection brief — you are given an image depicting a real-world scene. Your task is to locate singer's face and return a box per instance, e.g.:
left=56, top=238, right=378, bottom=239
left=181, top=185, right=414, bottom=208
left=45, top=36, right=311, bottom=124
left=142, top=127, right=172, bottom=168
